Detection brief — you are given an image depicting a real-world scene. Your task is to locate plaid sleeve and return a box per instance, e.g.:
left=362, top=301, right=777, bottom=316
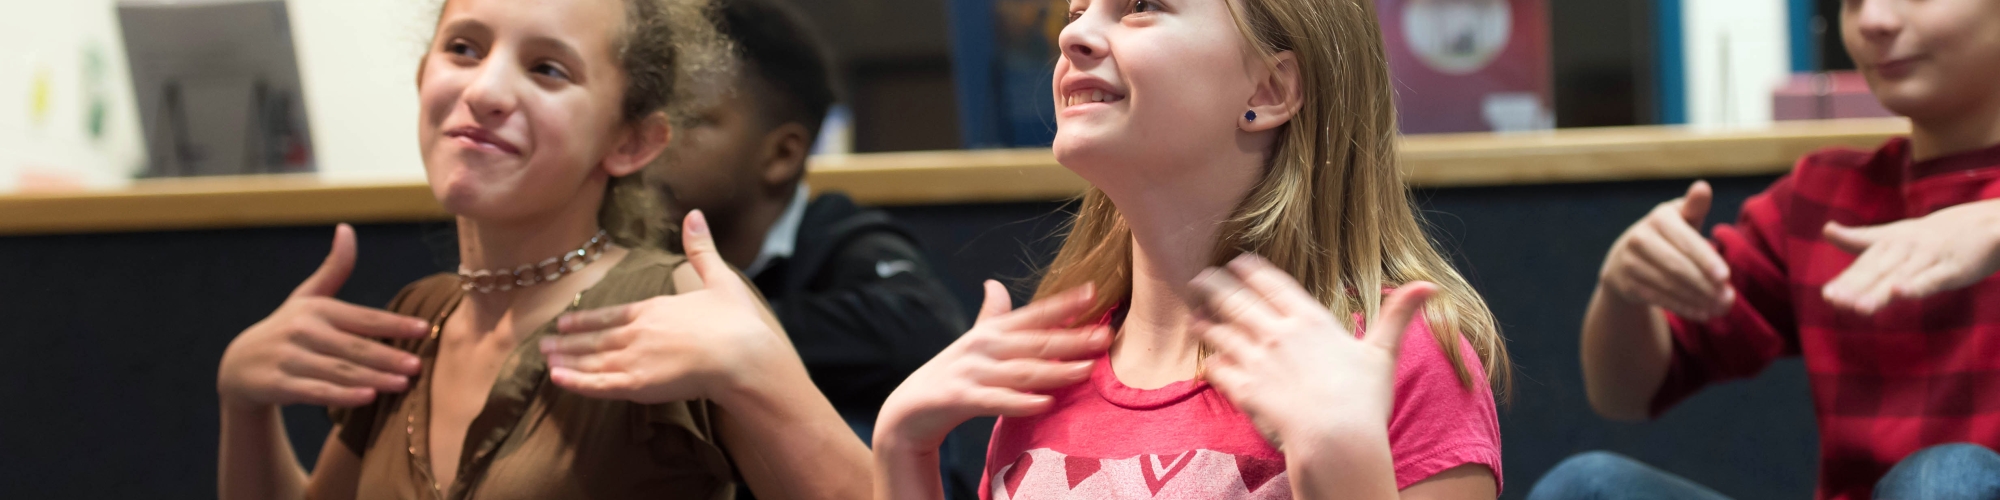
left=1650, top=174, right=1805, bottom=416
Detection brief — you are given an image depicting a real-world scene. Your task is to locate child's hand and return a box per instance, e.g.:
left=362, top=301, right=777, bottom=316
left=1190, top=254, right=1435, bottom=448
left=540, top=210, right=790, bottom=405
left=1821, top=199, right=2000, bottom=315
left=216, top=224, right=431, bottom=411
left=874, top=281, right=1110, bottom=451
left=1600, top=180, right=1735, bottom=320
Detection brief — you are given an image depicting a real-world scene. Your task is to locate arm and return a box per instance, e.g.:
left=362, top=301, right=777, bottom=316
left=1578, top=288, right=1677, bottom=421
left=216, top=224, right=430, bottom=500
left=873, top=281, right=1109, bottom=500
left=217, top=403, right=308, bottom=500
left=1580, top=181, right=1732, bottom=421
left=679, top=263, right=876, bottom=500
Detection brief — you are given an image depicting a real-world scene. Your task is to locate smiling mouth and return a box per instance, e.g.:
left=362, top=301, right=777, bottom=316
left=1062, top=89, right=1126, bottom=108
left=444, top=127, right=522, bottom=155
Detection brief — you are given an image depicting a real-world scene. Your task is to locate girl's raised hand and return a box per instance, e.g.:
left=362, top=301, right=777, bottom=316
left=1190, top=254, right=1436, bottom=447
left=216, top=224, right=432, bottom=411
left=874, top=281, right=1111, bottom=451
left=540, top=210, right=790, bottom=405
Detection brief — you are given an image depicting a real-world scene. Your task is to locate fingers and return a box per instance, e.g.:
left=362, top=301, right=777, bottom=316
left=1189, top=266, right=1279, bottom=331
left=278, top=351, right=410, bottom=392
left=1679, top=180, right=1714, bottom=227
left=548, top=367, right=640, bottom=399
left=1625, top=227, right=1731, bottom=315
left=1194, top=317, right=1256, bottom=360
left=962, top=386, right=1056, bottom=418
left=1223, top=254, right=1323, bottom=318
left=967, top=359, right=1095, bottom=391
left=277, top=378, right=377, bottom=408
left=558, top=303, right=639, bottom=334
left=539, top=328, right=633, bottom=356
left=990, top=283, right=1098, bottom=331
left=1653, top=208, right=1731, bottom=282
left=1824, top=242, right=1912, bottom=312
left=1364, top=282, right=1437, bottom=354
left=679, top=210, right=752, bottom=297
left=1618, top=255, right=1731, bottom=319
left=1823, top=221, right=1882, bottom=256
left=977, top=279, right=1014, bottom=322
left=293, top=224, right=358, bottom=298
left=1895, top=259, right=1976, bottom=300
left=318, top=301, right=431, bottom=339
left=293, top=327, right=423, bottom=376
left=977, top=326, right=1111, bottom=361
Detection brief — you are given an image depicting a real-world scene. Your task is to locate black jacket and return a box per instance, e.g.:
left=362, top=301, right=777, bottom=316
left=748, top=192, right=966, bottom=418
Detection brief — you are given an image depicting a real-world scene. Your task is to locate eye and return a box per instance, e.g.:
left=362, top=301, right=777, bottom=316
left=1131, top=0, right=1160, bottom=14
left=531, top=62, right=572, bottom=81
left=1066, top=9, right=1084, bottom=24
left=444, top=39, right=482, bottom=59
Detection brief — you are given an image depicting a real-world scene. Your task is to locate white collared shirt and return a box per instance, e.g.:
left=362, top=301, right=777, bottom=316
left=742, top=183, right=810, bottom=278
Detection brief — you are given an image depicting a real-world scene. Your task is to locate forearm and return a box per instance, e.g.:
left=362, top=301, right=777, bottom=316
left=717, top=360, right=874, bottom=500
left=869, top=430, right=947, bottom=500
left=217, top=402, right=308, bottom=500
left=1579, top=285, right=1675, bottom=421
left=1284, top=423, right=1399, bottom=500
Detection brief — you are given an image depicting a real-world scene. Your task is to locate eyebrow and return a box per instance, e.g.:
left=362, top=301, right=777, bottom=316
left=520, top=35, right=590, bottom=76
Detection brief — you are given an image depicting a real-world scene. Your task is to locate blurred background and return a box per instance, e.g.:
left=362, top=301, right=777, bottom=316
left=0, top=0, right=1900, bottom=497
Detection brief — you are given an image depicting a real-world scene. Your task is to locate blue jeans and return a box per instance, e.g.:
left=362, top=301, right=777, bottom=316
left=1528, top=445, right=2000, bottom=500
left=1874, top=443, right=2000, bottom=500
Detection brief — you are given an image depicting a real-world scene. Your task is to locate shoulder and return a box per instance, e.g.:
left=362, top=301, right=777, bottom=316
left=1379, top=313, right=1506, bottom=491
left=1786, top=136, right=1909, bottom=194
left=387, top=274, right=461, bottom=322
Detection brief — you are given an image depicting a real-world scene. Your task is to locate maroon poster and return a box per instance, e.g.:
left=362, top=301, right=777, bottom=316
left=1377, top=0, right=1553, bottom=134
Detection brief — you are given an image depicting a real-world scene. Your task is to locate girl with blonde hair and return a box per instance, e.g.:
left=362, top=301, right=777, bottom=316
left=873, top=0, right=1511, bottom=498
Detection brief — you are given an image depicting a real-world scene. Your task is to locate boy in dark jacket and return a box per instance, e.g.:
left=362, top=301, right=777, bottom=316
left=650, top=0, right=976, bottom=496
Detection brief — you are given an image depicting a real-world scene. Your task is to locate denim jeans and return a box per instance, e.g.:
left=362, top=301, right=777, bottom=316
left=1527, top=444, right=2000, bottom=500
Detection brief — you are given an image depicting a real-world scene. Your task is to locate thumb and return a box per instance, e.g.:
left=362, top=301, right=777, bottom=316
left=1364, top=281, right=1439, bottom=355
left=293, top=224, right=358, bottom=298
left=680, top=210, right=751, bottom=296
left=1823, top=221, right=1880, bottom=255
left=1679, top=180, right=1714, bottom=227
left=977, top=280, right=1014, bottom=322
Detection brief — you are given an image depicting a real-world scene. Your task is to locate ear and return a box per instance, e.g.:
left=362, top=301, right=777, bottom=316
left=602, top=112, right=674, bottom=178
left=1241, top=51, right=1302, bottom=133
left=756, top=122, right=814, bottom=189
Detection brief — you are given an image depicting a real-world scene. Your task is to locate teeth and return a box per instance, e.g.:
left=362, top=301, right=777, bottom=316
left=1092, top=90, right=1104, bottom=102
left=1065, top=89, right=1120, bottom=107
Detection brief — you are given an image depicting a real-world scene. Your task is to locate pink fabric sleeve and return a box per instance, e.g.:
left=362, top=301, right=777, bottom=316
left=1381, top=315, right=1505, bottom=492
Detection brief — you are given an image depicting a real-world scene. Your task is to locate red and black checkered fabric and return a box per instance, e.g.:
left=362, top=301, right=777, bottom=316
left=1652, top=137, right=2000, bottom=500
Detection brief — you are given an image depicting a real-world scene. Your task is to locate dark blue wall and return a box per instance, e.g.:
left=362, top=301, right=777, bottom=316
left=0, top=175, right=1815, bottom=498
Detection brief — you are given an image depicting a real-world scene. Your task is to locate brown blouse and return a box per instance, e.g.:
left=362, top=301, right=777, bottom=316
left=329, top=248, right=737, bottom=500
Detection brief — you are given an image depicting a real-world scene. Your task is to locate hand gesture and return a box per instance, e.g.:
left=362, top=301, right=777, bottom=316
left=1600, top=180, right=1735, bottom=320
left=1190, top=254, right=1435, bottom=446
left=1821, top=199, right=2000, bottom=315
left=540, top=210, right=792, bottom=404
left=874, top=281, right=1110, bottom=450
left=216, top=224, right=431, bottom=410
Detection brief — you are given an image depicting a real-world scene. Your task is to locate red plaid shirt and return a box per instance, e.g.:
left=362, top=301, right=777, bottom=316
left=1652, top=137, right=2000, bottom=500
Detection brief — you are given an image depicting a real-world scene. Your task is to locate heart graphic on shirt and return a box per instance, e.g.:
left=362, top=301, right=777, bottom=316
left=1141, top=450, right=1196, bottom=495
left=1064, top=455, right=1101, bottom=490
left=1002, top=452, right=1033, bottom=498
left=1236, top=455, right=1286, bottom=492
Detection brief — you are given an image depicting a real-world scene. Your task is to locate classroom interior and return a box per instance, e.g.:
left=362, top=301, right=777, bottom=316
left=0, top=0, right=1902, bottom=498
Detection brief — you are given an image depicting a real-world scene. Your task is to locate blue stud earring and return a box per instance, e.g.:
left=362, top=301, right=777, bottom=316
left=1244, top=110, right=1257, bottom=122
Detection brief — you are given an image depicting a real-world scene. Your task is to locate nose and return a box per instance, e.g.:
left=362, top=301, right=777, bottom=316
left=461, top=56, right=519, bottom=123
left=1058, top=8, right=1110, bottom=65
left=1850, top=0, right=1905, bottom=46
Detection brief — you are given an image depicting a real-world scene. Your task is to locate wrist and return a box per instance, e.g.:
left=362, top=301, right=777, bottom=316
left=218, top=394, right=278, bottom=418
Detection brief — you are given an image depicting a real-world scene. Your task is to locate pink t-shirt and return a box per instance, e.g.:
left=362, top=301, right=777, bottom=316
left=978, top=313, right=1503, bottom=499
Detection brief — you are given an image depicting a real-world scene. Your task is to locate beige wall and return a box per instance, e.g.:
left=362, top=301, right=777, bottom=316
left=0, top=0, right=438, bottom=191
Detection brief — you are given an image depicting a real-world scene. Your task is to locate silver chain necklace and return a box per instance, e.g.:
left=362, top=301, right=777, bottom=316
left=456, top=230, right=611, bottom=293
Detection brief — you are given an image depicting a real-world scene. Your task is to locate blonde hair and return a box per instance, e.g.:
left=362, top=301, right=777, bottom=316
left=1032, top=0, right=1511, bottom=397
